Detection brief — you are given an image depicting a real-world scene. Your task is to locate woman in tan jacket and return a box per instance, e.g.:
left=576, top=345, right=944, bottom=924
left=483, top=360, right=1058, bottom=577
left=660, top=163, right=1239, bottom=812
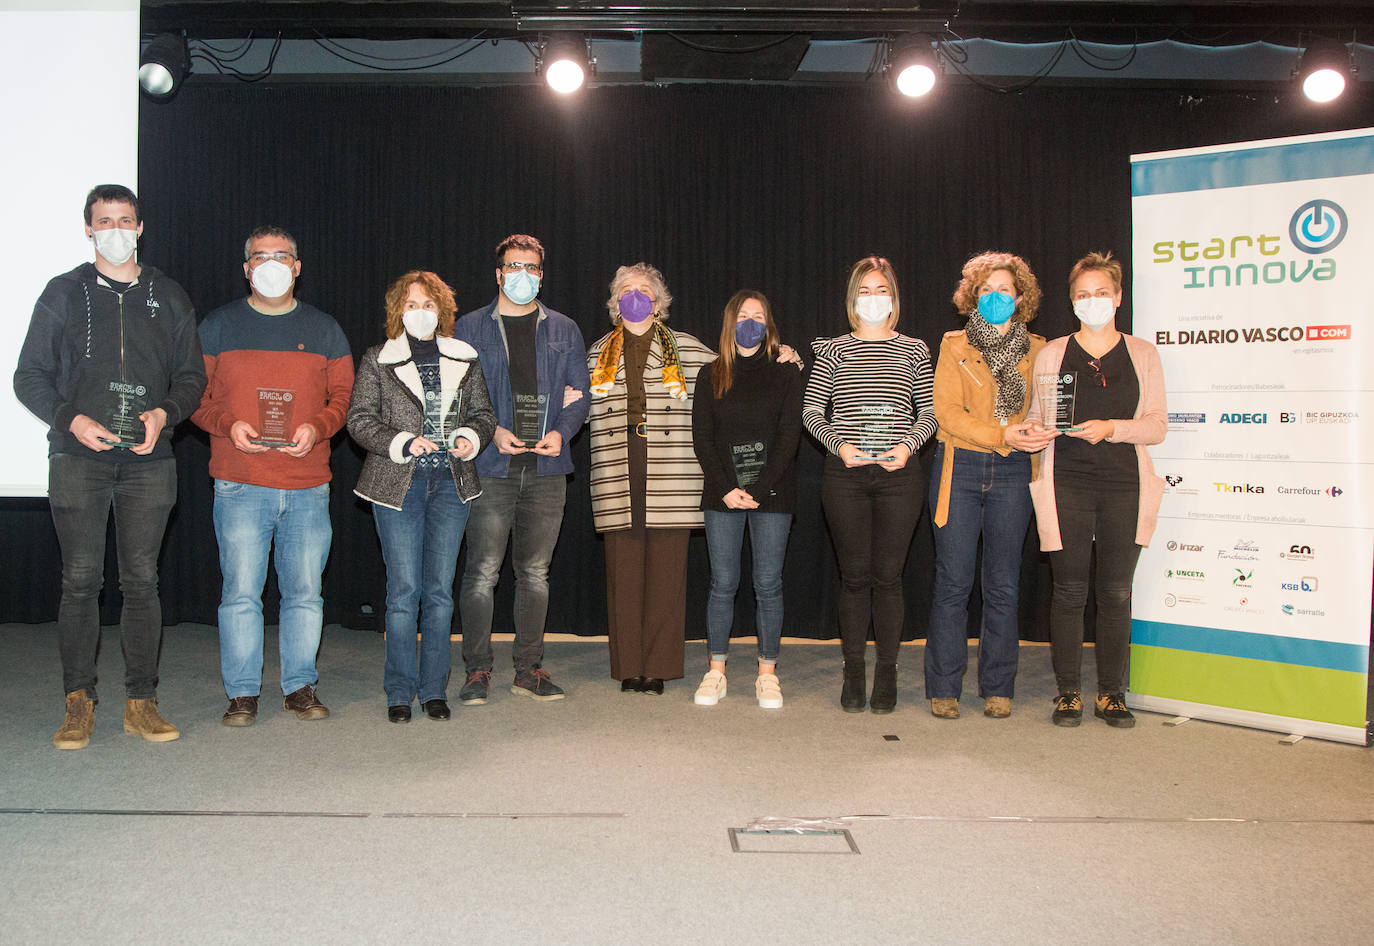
left=927, top=252, right=1052, bottom=721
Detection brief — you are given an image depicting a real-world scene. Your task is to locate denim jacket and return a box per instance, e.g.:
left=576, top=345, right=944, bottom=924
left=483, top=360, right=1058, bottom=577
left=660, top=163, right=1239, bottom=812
left=453, top=298, right=591, bottom=478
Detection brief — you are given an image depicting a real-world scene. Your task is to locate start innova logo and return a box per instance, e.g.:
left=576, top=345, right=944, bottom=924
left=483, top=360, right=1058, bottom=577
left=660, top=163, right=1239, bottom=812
left=1289, top=199, right=1348, bottom=255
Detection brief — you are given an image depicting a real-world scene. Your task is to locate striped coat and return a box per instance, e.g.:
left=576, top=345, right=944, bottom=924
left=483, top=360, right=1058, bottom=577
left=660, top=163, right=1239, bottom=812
left=586, top=327, right=715, bottom=533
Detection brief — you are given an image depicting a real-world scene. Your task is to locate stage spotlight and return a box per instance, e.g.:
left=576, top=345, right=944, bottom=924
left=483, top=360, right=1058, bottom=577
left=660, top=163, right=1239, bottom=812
left=1296, top=38, right=1354, bottom=104
left=889, top=36, right=939, bottom=98
left=540, top=35, right=592, bottom=94
left=139, top=32, right=189, bottom=100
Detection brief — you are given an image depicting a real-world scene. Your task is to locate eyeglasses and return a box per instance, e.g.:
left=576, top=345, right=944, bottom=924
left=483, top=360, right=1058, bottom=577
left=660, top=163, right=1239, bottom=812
left=1087, top=358, right=1107, bottom=388
left=500, top=261, right=543, bottom=274
left=247, top=251, right=296, bottom=265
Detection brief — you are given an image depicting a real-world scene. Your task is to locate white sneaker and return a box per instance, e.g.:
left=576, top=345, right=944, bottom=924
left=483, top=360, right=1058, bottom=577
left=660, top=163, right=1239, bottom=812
left=693, top=669, right=726, bottom=706
left=756, top=673, right=783, bottom=709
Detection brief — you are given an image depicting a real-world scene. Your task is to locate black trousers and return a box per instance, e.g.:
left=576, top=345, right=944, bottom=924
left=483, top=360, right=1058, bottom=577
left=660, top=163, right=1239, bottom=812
left=819, top=455, right=926, bottom=665
left=1048, top=481, right=1141, bottom=694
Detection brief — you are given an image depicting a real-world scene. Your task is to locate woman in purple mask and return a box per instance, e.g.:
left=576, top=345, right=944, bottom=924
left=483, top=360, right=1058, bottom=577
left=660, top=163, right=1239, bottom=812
left=689, top=291, right=803, bottom=710
left=587, top=263, right=716, bottom=694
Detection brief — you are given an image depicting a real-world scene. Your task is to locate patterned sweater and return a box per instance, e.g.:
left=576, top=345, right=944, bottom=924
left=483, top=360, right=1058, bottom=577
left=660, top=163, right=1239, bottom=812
left=192, top=298, right=354, bottom=489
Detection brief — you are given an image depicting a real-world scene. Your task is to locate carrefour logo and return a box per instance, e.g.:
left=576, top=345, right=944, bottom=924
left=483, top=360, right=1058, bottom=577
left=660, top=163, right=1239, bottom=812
left=1289, top=199, right=1348, bottom=255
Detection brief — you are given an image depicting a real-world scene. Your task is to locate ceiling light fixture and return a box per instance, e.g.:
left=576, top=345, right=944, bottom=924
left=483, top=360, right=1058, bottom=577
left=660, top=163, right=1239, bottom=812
left=1296, top=37, right=1355, bottom=104
left=540, top=35, right=593, bottom=94
left=888, top=35, right=939, bottom=98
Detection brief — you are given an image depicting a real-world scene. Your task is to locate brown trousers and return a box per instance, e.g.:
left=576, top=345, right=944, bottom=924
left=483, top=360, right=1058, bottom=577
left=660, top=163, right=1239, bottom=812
left=602, top=422, right=689, bottom=680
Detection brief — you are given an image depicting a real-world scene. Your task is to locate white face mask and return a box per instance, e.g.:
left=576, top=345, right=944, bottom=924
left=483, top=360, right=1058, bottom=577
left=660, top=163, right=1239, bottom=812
left=403, top=308, right=438, bottom=339
left=91, top=227, right=137, bottom=266
left=249, top=259, right=295, bottom=299
left=1073, top=296, right=1116, bottom=328
left=855, top=295, right=893, bottom=325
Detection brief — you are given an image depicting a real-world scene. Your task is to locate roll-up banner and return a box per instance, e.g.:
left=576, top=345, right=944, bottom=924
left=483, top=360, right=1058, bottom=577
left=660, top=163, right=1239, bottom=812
left=1129, top=128, right=1373, bottom=746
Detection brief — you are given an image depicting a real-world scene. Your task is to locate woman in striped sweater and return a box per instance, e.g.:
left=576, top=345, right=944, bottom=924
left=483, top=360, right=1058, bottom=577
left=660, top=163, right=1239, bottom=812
left=803, top=256, right=937, bottom=714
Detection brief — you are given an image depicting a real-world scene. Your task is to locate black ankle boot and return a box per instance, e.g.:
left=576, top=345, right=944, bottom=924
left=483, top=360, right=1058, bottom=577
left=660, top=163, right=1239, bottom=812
left=870, top=662, right=897, bottom=714
left=840, top=659, right=866, bottom=713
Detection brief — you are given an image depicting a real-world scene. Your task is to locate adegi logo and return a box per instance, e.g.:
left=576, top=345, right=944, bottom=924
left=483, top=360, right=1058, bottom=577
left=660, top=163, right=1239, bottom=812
left=1219, top=413, right=1267, bottom=424
left=1289, top=199, right=1348, bottom=254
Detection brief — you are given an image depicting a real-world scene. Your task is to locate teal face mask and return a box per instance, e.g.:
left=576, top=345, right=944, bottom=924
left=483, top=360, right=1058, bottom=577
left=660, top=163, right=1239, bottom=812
left=977, top=290, right=1016, bottom=325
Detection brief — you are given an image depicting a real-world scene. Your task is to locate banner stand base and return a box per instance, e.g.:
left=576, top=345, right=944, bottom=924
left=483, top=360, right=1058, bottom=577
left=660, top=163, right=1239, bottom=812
left=1128, top=692, right=1369, bottom=747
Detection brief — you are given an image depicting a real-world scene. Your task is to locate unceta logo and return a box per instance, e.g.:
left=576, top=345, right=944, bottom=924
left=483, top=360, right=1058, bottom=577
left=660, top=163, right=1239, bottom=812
left=1289, top=199, right=1348, bottom=255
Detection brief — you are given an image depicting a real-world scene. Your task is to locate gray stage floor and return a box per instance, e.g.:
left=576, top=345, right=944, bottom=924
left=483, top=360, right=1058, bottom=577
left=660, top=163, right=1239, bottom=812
left=1, top=622, right=1370, bottom=944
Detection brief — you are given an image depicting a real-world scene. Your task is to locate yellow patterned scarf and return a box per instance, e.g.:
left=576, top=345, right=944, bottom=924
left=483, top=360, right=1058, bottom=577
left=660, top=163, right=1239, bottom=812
left=590, top=322, right=689, bottom=400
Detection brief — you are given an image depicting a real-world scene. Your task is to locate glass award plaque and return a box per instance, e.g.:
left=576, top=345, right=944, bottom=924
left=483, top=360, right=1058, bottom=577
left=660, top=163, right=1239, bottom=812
left=101, top=379, right=146, bottom=448
left=856, top=404, right=903, bottom=458
left=253, top=388, right=297, bottom=446
left=1035, top=372, right=1079, bottom=431
left=442, top=390, right=464, bottom=451
left=730, top=440, right=768, bottom=488
left=513, top=392, right=549, bottom=447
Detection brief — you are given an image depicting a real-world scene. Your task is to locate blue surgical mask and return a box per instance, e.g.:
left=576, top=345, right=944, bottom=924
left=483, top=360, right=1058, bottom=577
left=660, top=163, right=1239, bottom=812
left=503, top=269, right=540, bottom=306
left=735, top=319, right=767, bottom=349
left=977, top=291, right=1016, bottom=325
left=618, top=289, right=654, bottom=324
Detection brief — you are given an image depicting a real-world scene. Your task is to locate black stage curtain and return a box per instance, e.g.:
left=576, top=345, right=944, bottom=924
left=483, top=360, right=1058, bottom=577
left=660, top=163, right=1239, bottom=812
left=2, top=83, right=1369, bottom=643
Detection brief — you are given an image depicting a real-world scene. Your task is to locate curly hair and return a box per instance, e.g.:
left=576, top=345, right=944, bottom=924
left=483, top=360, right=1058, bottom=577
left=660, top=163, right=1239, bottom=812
left=606, top=262, right=673, bottom=324
left=951, top=251, right=1042, bottom=323
left=1068, top=251, right=1123, bottom=295
left=383, top=270, right=457, bottom=340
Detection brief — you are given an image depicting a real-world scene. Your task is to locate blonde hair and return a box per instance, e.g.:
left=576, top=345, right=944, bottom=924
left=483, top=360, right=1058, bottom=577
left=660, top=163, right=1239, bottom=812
left=1068, top=251, right=1123, bottom=296
left=605, top=262, right=673, bottom=324
left=952, top=251, right=1042, bottom=323
left=383, top=270, right=457, bottom=340
left=844, top=256, right=900, bottom=331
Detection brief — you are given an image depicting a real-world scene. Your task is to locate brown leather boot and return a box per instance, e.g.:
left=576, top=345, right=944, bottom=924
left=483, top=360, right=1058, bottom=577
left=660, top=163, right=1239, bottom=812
left=54, top=690, right=95, bottom=750
left=123, top=698, right=181, bottom=742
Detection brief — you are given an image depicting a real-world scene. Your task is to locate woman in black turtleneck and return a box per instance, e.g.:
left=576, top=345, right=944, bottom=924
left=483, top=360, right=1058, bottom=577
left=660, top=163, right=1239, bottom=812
left=690, top=291, right=803, bottom=710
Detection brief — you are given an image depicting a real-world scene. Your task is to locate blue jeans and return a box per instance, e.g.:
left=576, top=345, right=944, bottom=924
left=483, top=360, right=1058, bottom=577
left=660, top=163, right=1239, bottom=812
left=373, top=465, right=471, bottom=704
left=47, top=453, right=177, bottom=701
left=458, top=470, right=567, bottom=673
left=212, top=480, right=331, bottom=698
left=702, top=509, right=792, bottom=662
left=925, top=444, right=1033, bottom=699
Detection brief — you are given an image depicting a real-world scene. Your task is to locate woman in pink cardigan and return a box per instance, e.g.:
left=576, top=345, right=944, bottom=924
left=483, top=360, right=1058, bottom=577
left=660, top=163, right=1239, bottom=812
left=1023, top=252, right=1166, bottom=729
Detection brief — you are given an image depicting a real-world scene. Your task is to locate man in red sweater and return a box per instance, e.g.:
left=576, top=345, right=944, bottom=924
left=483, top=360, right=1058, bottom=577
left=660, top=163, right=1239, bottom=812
left=192, top=226, right=354, bottom=726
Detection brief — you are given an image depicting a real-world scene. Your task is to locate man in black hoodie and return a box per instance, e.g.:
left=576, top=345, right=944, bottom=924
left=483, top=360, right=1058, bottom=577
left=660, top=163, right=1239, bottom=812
left=14, top=184, right=206, bottom=750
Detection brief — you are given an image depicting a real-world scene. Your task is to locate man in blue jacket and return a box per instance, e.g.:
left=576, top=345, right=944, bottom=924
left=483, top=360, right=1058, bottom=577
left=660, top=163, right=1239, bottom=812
left=14, top=185, right=206, bottom=749
left=453, top=234, right=590, bottom=703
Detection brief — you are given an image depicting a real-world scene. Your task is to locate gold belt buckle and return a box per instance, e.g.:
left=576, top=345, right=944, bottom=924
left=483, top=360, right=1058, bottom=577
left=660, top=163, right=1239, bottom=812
left=634, top=421, right=648, bottom=438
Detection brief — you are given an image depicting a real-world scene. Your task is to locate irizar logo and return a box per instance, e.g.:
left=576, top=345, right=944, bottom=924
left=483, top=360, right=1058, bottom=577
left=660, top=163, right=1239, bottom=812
left=1289, top=199, right=1348, bottom=254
